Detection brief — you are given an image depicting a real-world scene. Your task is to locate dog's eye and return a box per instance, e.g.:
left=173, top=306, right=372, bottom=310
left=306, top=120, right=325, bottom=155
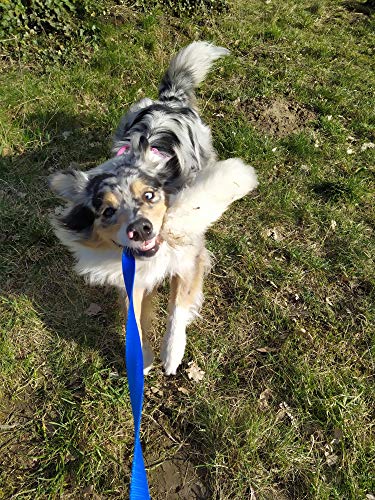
left=143, top=191, right=155, bottom=202
left=103, top=207, right=116, bottom=218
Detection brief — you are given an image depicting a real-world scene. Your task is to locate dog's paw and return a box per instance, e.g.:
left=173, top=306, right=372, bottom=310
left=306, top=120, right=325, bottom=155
left=162, top=359, right=180, bottom=376
left=161, top=322, right=187, bottom=376
left=161, top=344, right=184, bottom=376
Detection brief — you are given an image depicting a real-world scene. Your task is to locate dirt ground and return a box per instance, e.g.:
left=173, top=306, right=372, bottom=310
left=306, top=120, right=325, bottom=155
left=245, top=97, right=316, bottom=137
left=148, top=441, right=208, bottom=500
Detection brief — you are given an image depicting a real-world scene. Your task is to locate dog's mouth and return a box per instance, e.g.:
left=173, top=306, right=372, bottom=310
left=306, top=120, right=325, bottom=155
left=112, top=235, right=161, bottom=258
left=134, top=235, right=160, bottom=258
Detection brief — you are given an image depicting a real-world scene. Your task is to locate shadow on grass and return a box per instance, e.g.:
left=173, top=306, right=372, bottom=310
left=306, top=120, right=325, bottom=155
left=1, top=110, right=126, bottom=368
left=343, top=0, right=375, bottom=16
left=311, top=180, right=356, bottom=203
left=0, top=110, right=137, bottom=497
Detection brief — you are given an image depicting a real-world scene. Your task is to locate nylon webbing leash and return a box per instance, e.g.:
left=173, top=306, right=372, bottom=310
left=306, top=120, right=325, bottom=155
left=122, top=250, right=151, bottom=499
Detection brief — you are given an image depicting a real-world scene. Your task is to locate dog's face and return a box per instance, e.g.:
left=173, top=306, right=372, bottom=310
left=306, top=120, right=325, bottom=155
left=50, top=136, right=170, bottom=258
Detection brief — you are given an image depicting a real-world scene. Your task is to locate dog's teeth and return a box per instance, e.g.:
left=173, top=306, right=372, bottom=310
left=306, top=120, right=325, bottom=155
left=140, top=237, right=157, bottom=251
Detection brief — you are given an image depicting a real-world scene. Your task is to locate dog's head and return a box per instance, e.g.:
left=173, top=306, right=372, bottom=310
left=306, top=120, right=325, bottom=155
left=50, top=134, right=172, bottom=258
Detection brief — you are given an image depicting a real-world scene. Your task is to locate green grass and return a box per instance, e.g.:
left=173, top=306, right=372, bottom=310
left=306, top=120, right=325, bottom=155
left=1, top=1, right=374, bottom=498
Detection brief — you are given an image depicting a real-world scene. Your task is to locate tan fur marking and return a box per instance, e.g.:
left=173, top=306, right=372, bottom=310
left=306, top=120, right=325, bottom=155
left=141, top=198, right=168, bottom=226
left=170, top=253, right=206, bottom=309
left=131, top=179, right=148, bottom=198
left=140, top=290, right=155, bottom=334
left=82, top=221, right=123, bottom=249
left=102, top=191, right=119, bottom=207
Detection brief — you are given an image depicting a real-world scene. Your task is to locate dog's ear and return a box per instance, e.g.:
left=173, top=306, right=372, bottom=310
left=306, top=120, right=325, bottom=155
left=49, top=170, right=89, bottom=201
left=130, top=133, right=150, bottom=163
left=155, top=156, right=183, bottom=193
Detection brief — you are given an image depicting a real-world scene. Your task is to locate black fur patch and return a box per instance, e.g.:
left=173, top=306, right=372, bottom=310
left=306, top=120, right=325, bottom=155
left=86, top=173, right=116, bottom=210
left=61, top=204, right=95, bottom=232
left=187, top=124, right=195, bottom=147
left=157, top=156, right=182, bottom=192
left=86, top=173, right=115, bottom=196
left=151, top=130, right=181, bottom=155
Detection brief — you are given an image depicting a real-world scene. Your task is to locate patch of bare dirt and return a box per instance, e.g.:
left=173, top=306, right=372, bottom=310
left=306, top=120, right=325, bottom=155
left=245, top=98, right=316, bottom=138
left=147, top=436, right=208, bottom=499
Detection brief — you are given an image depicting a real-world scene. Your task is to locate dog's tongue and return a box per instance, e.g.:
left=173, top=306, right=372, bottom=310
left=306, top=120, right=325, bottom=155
left=140, top=237, right=156, bottom=251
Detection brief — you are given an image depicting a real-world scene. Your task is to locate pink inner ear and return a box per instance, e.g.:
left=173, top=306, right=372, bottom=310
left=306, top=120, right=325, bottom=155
left=116, top=143, right=171, bottom=160
left=150, top=147, right=171, bottom=159
left=116, top=145, right=130, bottom=156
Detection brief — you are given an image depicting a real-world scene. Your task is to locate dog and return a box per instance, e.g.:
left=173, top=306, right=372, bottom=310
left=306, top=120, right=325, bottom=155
left=49, top=42, right=258, bottom=375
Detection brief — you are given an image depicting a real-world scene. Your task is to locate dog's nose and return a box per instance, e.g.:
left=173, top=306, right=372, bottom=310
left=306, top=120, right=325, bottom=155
left=127, top=218, right=153, bottom=241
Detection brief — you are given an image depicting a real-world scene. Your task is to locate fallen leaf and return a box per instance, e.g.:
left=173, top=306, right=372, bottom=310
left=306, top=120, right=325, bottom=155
left=275, top=407, right=287, bottom=422
left=277, top=401, right=297, bottom=425
left=256, top=346, right=278, bottom=354
left=85, top=303, right=102, bottom=316
left=178, top=386, right=190, bottom=395
left=331, top=427, right=343, bottom=445
left=186, top=361, right=205, bottom=382
left=62, top=131, right=72, bottom=140
left=82, top=484, right=101, bottom=499
left=259, top=388, right=273, bottom=410
left=326, top=453, right=339, bottom=466
left=366, top=494, right=375, bottom=500
left=264, top=227, right=283, bottom=241
left=150, top=386, right=163, bottom=397
left=361, top=142, right=374, bottom=152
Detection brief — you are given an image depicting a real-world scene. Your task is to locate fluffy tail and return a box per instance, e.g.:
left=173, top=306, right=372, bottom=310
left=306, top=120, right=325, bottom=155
left=159, top=41, right=229, bottom=106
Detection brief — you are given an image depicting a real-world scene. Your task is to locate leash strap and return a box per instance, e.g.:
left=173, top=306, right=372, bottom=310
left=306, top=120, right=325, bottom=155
left=122, top=250, right=151, bottom=499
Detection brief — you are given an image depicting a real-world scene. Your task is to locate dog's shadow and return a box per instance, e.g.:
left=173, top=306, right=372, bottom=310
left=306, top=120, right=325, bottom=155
left=1, top=110, right=127, bottom=370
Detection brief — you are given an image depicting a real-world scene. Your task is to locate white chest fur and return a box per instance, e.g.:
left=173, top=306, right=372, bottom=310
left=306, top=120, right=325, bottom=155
left=71, top=240, right=201, bottom=293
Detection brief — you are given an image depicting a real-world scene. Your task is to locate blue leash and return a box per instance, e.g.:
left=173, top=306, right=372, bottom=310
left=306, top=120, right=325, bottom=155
left=122, top=250, right=151, bottom=499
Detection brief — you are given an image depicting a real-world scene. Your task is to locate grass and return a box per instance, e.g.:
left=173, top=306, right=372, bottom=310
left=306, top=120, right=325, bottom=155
left=0, top=0, right=374, bottom=498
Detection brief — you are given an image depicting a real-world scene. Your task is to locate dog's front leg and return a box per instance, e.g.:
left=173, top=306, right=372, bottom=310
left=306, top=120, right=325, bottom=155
left=132, top=287, right=155, bottom=375
left=161, top=254, right=205, bottom=375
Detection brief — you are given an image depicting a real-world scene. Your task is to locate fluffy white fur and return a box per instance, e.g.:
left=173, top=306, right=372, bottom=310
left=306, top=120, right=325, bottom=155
left=162, top=158, right=258, bottom=244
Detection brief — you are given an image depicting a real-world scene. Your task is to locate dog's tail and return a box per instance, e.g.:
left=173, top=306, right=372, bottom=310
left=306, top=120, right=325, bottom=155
left=158, top=41, right=229, bottom=107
